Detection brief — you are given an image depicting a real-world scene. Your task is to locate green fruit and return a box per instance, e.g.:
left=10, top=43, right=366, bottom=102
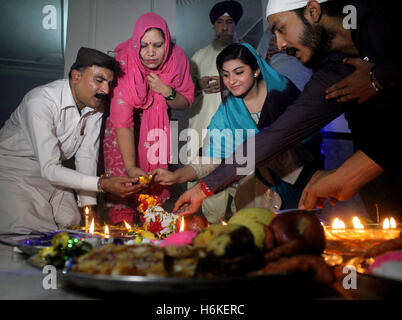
left=206, top=224, right=255, bottom=257
left=228, top=207, right=276, bottom=249
left=193, top=224, right=227, bottom=247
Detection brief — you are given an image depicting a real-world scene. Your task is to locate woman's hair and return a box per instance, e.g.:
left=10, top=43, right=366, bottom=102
left=143, top=27, right=165, bottom=40
left=216, top=44, right=261, bottom=103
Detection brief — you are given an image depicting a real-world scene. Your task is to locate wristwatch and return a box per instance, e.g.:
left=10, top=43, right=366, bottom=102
left=164, top=87, right=176, bottom=100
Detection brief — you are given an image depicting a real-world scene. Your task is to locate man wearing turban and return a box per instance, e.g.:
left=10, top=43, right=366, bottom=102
left=187, top=1, right=243, bottom=218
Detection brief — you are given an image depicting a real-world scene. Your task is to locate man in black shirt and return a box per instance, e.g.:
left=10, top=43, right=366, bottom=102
left=174, top=0, right=401, bottom=218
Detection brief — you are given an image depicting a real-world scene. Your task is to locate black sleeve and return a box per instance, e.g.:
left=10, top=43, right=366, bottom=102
left=203, top=59, right=355, bottom=193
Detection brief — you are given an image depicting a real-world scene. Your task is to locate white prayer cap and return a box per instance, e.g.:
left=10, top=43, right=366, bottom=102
left=266, top=0, right=329, bottom=17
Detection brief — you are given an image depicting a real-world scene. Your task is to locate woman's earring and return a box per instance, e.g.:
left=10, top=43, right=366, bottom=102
left=254, top=73, right=258, bottom=78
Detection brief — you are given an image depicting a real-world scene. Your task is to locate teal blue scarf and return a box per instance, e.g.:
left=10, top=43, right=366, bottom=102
left=204, top=43, right=289, bottom=159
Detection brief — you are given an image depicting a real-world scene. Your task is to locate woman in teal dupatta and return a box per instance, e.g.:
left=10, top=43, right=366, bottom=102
left=152, top=43, right=322, bottom=222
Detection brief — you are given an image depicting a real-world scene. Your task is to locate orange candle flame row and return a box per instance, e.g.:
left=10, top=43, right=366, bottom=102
left=383, top=217, right=397, bottom=229
left=331, top=216, right=397, bottom=230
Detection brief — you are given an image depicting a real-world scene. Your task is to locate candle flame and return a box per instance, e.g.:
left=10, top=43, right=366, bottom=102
left=179, top=217, right=185, bottom=232
left=104, top=225, right=110, bottom=239
left=390, top=217, right=397, bottom=229
left=352, top=216, right=364, bottom=229
left=124, top=220, right=132, bottom=230
left=89, top=218, right=95, bottom=234
left=221, top=220, right=228, bottom=226
left=332, top=218, right=345, bottom=230
left=85, top=206, right=89, bottom=215
left=383, top=218, right=390, bottom=229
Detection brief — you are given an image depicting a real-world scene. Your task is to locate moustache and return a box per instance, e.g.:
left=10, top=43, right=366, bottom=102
left=286, top=47, right=297, bottom=56
left=94, top=93, right=109, bottom=101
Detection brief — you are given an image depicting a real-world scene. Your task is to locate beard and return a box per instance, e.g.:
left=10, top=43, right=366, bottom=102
left=295, top=17, right=335, bottom=68
left=213, top=30, right=235, bottom=49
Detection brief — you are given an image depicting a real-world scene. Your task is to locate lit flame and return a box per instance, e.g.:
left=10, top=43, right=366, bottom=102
left=104, top=225, right=110, bottom=239
left=85, top=206, right=89, bottom=215
left=352, top=216, right=364, bottom=229
left=390, top=217, right=397, bottom=229
left=383, top=218, right=390, bottom=229
left=124, top=220, right=132, bottom=230
left=332, top=218, right=345, bottom=229
left=179, top=217, right=185, bottom=232
left=221, top=220, right=228, bottom=226
left=89, top=218, right=95, bottom=234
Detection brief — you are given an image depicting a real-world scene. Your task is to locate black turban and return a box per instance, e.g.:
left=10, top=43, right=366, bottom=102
left=70, top=47, right=120, bottom=75
left=209, top=0, right=243, bottom=25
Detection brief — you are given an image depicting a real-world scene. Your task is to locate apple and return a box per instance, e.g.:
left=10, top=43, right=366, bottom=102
left=268, top=211, right=326, bottom=255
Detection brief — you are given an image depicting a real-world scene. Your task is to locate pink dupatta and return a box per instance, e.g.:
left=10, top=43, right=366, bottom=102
left=109, top=12, right=194, bottom=172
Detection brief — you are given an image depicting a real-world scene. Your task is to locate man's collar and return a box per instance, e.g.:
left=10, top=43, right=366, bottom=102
left=62, top=79, right=78, bottom=110
left=62, top=79, right=102, bottom=114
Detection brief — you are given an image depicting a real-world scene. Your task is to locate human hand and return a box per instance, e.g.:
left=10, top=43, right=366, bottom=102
left=325, top=58, right=380, bottom=104
left=147, top=72, right=171, bottom=97
left=298, top=169, right=360, bottom=210
left=127, top=167, right=148, bottom=179
left=101, top=176, right=148, bottom=198
left=150, top=168, right=178, bottom=186
left=173, top=183, right=207, bottom=216
left=200, top=76, right=220, bottom=94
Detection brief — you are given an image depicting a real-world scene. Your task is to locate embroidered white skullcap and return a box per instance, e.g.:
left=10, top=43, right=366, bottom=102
left=266, top=0, right=329, bottom=17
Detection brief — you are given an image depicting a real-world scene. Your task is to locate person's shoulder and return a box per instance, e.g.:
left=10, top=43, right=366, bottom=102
left=24, top=79, right=66, bottom=107
left=191, top=43, right=214, bottom=59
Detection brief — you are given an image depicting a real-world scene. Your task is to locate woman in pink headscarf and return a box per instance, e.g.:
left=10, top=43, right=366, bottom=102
left=103, top=12, right=194, bottom=224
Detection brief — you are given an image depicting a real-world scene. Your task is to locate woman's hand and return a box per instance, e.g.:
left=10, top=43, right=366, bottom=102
left=147, top=72, right=171, bottom=97
left=127, top=167, right=148, bottom=179
left=150, top=168, right=178, bottom=186
left=173, top=183, right=207, bottom=216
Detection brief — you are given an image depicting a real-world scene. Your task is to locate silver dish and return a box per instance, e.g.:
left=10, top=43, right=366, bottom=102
left=0, top=231, right=102, bottom=256
left=27, top=255, right=309, bottom=294
left=0, top=234, right=50, bottom=256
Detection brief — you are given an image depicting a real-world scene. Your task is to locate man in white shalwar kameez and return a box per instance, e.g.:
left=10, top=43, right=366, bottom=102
left=0, top=47, right=146, bottom=234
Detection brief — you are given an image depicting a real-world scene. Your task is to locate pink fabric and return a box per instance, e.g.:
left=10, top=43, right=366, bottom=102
left=103, top=13, right=194, bottom=223
left=109, top=12, right=194, bottom=171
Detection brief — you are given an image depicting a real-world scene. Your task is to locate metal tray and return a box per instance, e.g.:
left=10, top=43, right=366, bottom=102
left=0, top=233, right=52, bottom=255
left=0, top=231, right=102, bottom=256
left=26, top=255, right=311, bottom=295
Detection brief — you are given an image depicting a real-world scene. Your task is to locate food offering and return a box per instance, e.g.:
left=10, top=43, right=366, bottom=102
left=138, top=174, right=153, bottom=184
left=24, top=207, right=343, bottom=296
left=34, top=232, right=92, bottom=271
left=138, top=194, right=180, bottom=239
left=68, top=208, right=334, bottom=284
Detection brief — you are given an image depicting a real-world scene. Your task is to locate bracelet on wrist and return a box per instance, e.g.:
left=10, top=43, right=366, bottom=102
left=369, top=66, right=382, bottom=92
left=199, top=179, right=214, bottom=197
left=164, top=87, right=176, bottom=101
left=97, top=174, right=110, bottom=193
